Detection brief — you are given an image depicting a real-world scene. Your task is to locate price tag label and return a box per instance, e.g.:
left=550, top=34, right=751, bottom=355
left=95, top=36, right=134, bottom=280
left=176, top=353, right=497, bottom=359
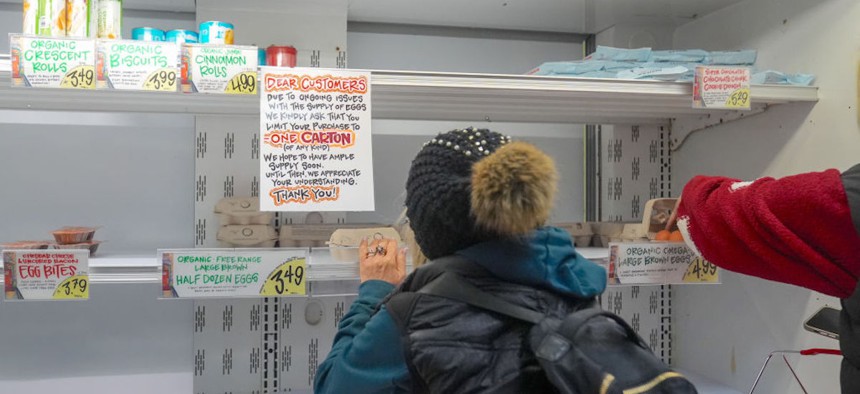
left=682, top=257, right=720, bottom=283
left=181, top=44, right=258, bottom=94
left=3, top=250, right=90, bottom=301
left=261, top=257, right=307, bottom=296
left=607, top=243, right=720, bottom=285
left=160, top=249, right=307, bottom=298
left=54, top=276, right=89, bottom=299
left=97, top=40, right=180, bottom=91
left=143, top=69, right=179, bottom=91
left=693, top=66, right=751, bottom=110
left=10, top=35, right=96, bottom=89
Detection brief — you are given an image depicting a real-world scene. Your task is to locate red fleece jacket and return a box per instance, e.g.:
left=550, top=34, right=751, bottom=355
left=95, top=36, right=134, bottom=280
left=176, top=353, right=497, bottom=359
left=676, top=169, right=860, bottom=298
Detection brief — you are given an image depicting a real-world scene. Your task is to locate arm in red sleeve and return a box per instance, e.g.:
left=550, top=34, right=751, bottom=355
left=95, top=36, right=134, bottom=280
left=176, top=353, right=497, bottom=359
left=676, top=169, right=860, bottom=298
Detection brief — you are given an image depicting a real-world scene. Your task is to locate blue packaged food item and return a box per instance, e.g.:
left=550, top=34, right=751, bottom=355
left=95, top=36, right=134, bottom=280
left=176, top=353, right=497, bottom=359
left=648, top=49, right=709, bottom=63
left=199, top=21, right=234, bottom=44
left=528, top=61, right=604, bottom=75
left=528, top=61, right=635, bottom=76
left=751, top=70, right=816, bottom=86
left=132, top=27, right=166, bottom=42
left=617, top=65, right=690, bottom=81
left=578, top=71, right=620, bottom=79
left=704, top=50, right=757, bottom=65
left=588, top=46, right=652, bottom=62
left=166, top=29, right=198, bottom=44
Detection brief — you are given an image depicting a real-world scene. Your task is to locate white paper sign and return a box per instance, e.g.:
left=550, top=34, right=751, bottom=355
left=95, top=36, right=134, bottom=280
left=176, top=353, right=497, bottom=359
left=181, top=44, right=258, bottom=94
left=607, top=243, right=719, bottom=285
left=693, top=66, right=751, bottom=110
left=160, top=249, right=308, bottom=298
left=3, top=250, right=90, bottom=300
left=259, top=67, right=375, bottom=212
left=97, top=40, right=180, bottom=91
left=10, top=35, right=95, bottom=89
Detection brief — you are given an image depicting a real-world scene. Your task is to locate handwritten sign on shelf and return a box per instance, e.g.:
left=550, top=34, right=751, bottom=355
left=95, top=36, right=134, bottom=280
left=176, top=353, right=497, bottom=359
left=160, top=249, right=308, bottom=298
left=606, top=242, right=720, bottom=285
left=3, top=250, right=90, bottom=300
left=181, top=44, right=258, bottom=94
left=259, top=67, right=375, bottom=212
left=97, top=40, right=180, bottom=91
left=10, top=35, right=96, bottom=89
left=693, top=66, right=751, bottom=110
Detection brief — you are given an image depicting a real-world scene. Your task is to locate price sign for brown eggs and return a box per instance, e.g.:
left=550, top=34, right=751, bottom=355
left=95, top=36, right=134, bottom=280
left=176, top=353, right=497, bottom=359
left=607, top=243, right=719, bottom=285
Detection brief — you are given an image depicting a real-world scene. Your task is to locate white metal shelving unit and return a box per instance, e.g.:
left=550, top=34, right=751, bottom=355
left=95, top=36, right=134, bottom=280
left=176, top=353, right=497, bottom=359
left=0, top=58, right=818, bottom=393
left=0, top=68, right=818, bottom=123
left=0, top=63, right=819, bottom=285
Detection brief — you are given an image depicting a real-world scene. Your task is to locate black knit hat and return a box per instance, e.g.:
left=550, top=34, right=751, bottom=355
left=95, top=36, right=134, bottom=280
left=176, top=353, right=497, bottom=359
left=405, top=127, right=558, bottom=260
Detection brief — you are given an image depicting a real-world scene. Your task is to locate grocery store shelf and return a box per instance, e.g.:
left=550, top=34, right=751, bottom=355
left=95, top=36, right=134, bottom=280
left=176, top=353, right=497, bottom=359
left=90, top=255, right=161, bottom=284
left=0, top=66, right=818, bottom=124
left=86, top=246, right=610, bottom=284
left=0, top=372, right=193, bottom=394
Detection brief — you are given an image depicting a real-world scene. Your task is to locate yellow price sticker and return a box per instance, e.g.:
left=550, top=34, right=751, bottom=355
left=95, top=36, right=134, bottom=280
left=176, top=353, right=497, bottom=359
left=682, top=257, right=719, bottom=283
left=53, top=275, right=89, bottom=299
left=60, top=65, right=95, bottom=89
left=225, top=71, right=257, bottom=94
left=260, top=258, right=307, bottom=296
left=725, top=87, right=750, bottom=108
left=144, top=68, right=178, bottom=92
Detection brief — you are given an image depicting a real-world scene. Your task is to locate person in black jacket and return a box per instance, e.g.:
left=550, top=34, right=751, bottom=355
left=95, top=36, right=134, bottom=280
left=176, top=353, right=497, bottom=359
left=315, top=128, right=609, bottom=393
left=669, top=164, right=860, bottom=392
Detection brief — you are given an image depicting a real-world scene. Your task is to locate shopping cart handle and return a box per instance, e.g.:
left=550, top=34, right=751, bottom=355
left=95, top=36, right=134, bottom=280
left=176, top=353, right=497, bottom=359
left=799, top=348, right=841, bottom=356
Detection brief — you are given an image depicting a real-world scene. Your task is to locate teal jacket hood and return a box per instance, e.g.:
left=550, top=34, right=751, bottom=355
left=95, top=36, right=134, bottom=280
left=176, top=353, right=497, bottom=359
left=456, top=226, right=606, bottom=298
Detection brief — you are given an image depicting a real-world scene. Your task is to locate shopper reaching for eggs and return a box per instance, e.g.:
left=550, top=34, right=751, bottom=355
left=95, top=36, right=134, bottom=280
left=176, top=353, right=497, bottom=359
left=315, top=128, right=692, bottom=393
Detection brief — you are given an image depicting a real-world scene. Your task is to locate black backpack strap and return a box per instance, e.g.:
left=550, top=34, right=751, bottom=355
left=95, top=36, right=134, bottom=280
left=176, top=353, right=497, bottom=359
left=557, top=308, right=648, bottom=348
left=419, top=271, right=545, bottom=324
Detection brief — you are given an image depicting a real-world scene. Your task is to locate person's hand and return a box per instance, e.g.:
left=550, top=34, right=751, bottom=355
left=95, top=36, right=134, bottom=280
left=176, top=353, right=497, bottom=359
left=359, top=237, right=406, bottom=286
left=666, top=195, right=682, bottom=231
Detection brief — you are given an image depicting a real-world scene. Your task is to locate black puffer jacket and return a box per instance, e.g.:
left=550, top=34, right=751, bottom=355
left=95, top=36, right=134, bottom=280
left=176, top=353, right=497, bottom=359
left=384, top=257, right=596, bottom=394
left=840, top=164, right=860, bottom=393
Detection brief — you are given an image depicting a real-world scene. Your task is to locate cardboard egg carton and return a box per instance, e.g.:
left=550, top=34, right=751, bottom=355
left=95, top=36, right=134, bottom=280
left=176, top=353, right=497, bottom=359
left=217, top=225, right=278, bottom=248
left=214, top=197, right=275, bottom=226
left=328, top=227, right=403, bottom=262
left=554, top=222, right=595, bottom=248
left=279, top=223, right=386, bottom=248
left=555, top=221, right=649, bottom=247
left=624, top=198, right=679, bottom=241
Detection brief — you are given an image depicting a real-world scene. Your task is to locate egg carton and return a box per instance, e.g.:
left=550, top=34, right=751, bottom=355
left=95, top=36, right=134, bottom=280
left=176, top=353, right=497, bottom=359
left=328, top=227, right=402, bottom=262
left=214, top=197, right=275, bottom=226
left=217, top=225, right=278, bottom=248
left=554, top=222, right=596, bottom=248
left=622, top=198, right=681, bottom=242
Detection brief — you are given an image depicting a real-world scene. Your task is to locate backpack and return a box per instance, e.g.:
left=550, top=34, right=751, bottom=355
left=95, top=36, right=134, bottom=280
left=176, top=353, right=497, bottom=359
left=418, top=261, right=698, bottom=394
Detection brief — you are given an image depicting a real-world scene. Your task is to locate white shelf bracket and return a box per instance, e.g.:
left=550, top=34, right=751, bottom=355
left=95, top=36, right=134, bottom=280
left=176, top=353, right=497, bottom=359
left=669, top=104, right=768, bottom=151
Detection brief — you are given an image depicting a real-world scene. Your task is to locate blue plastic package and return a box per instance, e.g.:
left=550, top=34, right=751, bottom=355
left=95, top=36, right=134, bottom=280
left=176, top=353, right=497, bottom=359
left=578, top=71, right=620, bottom=79
left=751, top=70, right=815, bottom=86
left=704, top=50, right=758, bottom=65
left=648, top=49, right=709, bottom=63
left=529, top=61, right=605, bottom=76
left=787, top=73, right=816, bottom=86
left=588, top=46, right=652, bottom=62
left=601, top=61, right=638, bottom=71
left=528, top=60, right=634, bottom=76
left=617, top=65, right=690, bottom=81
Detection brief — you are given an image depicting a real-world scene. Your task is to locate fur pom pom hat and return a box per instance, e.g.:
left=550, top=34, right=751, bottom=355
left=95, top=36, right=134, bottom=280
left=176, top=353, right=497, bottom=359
left=405, top=127, right=558, bottom=260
